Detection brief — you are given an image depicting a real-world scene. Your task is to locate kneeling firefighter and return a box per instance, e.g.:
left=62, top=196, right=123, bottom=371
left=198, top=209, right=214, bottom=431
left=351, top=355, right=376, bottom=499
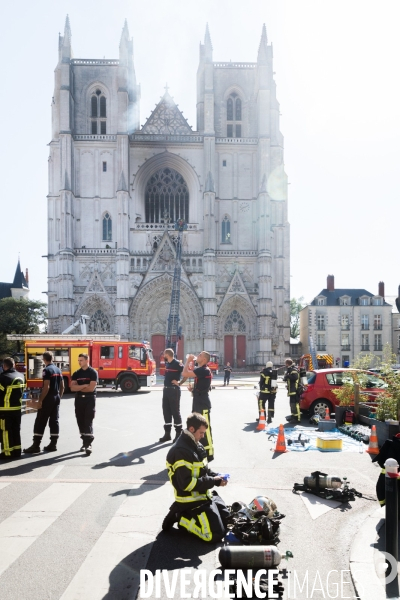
left=259, top=361, right=277, bottom=424
left=283, top=358, right=300, bottom=422
left=163, top=412, right=229, bottom=542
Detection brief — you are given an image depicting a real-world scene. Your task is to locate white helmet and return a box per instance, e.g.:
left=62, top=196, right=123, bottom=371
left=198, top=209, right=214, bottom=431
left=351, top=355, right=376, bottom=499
left=240, top=496, right=277, bottom=519
left=266, top=361, right=273, bottom=368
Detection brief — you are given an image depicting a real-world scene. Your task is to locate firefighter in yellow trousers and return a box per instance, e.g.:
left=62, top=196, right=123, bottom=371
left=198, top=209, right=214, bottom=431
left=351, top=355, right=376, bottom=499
left=0, top=357, right=25, bottom=459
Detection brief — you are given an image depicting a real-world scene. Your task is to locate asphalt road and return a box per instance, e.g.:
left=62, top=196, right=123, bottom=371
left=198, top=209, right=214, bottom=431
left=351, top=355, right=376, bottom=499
left=0, top=377, right=382, bottom=599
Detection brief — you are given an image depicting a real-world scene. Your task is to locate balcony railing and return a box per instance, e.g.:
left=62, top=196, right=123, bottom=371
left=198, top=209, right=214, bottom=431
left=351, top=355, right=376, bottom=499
left=317, top=345, right=326, bottom=351
left=361, top=325, right=370, bottom=330
left=341, top=325, right=350, bottom=330
left=374, top=325, right=383, bottom=330
left=374, top=345, right=383, bottom=351
left=361, top=345, right=370, bottom=351
left=341, top=345, right=351, bottom=351
left=317, top=325, right=325, bottom=331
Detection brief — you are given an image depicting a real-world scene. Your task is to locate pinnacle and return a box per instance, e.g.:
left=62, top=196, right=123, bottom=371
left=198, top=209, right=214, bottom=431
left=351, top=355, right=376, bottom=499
left=257, top=23, right=268, bottom=63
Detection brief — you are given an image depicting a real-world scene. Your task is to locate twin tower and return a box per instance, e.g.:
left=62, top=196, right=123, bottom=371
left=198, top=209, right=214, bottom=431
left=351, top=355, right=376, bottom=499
left=47, top=17, right=290, bottom=367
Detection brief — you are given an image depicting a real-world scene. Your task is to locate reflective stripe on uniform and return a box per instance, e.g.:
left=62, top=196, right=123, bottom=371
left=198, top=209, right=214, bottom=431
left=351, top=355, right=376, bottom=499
left=174, top=491, right=211, bottom=503
left=0, top=419, right=10, bottom=456
left=184, top=477, right=198, bottom=492
left=179, top=511, right=213, bottom=541
left=201, top=410, right=214, bottom=456
left=2, top=380, right=25, bottom=410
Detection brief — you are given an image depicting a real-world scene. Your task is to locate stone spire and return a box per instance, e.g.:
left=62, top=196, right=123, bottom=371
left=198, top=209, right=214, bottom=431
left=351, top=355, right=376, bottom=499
left=119, top=19, right=133, bottom=63
left=257, top=23, right=268, bottom=64
left=204, top=23, right=213, bottom=62
left=59, top=15, right=72, bottom=61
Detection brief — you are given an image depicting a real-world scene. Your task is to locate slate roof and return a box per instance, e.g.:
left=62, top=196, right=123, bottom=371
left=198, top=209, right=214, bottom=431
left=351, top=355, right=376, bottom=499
left=311, top=288, right=392, bottom=307
left=0, top=261, right=29, bottom=300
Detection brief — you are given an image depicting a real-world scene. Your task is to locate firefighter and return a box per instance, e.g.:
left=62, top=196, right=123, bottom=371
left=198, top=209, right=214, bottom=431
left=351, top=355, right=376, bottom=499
left=24, top=351, right=64, bottom=454
left=0, top=357, right=25, bottom=459
left=223, top=362, right=233, bottom=386
left=162, top=412, right=229, bottom=542
left=283, top=358, right=301, bottom=422
left=182, top=351, right=214, bottom=462
left=70, top=353, right=98, bottom=455
left=158, top=348, right=184, bottom=443
left=259, top=361, right=277, bottom=424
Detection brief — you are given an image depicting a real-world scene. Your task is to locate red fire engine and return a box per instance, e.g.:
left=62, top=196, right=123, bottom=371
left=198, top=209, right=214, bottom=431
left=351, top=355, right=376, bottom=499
left=8, top=335, right=156, bottom=394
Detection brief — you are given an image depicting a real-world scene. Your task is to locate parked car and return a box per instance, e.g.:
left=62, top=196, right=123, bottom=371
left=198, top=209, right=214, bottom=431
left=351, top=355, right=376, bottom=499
left=300, top=368, right=386, bottom=415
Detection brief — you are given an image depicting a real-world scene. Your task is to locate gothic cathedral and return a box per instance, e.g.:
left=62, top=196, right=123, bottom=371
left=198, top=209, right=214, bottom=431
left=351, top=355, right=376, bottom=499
left=47, top=17, right=290, bottom=367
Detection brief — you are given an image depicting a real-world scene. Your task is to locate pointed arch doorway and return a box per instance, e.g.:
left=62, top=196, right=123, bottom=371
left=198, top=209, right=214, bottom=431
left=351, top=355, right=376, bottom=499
left=223, top=310, right=247, bottom=369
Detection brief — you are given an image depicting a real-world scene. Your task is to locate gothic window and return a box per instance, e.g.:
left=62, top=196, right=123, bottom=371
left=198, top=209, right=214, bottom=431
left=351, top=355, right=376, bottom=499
left=102, top=212, right=112, bottom=241
left=145, top=167, right=189, bottom=224
left=226, top=92, right=242, bottom=138
left=224, top=310, right=246, bottom=333
left=227, top=98, right=233, bottom=121
left=221, top=215, right=231, bottom=243
left=91, top=96, right=98, bottom=117
left=90, top=89, right=107, bottom=135
left=100, top=96, right=107, bottom=118
left=88, top=310, right=110, bottom=333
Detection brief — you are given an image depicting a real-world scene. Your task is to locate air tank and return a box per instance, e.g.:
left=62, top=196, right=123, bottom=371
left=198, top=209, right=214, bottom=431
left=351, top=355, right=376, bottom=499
left=219, top=546, right=282, bottom=569
left=271, top=369, right=278, bottom=388
left=304, top=475, right=342, bottom=489
left=300, top=368, right=308, bottom=386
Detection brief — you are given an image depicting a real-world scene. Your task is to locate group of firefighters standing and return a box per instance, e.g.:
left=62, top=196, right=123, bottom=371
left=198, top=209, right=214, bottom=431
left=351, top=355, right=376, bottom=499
left=0, top=346, right=302, bottom=545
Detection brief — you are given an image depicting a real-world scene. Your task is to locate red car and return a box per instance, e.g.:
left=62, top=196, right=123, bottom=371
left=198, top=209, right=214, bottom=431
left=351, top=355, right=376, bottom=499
left=300, top=368, right=386, bottom=415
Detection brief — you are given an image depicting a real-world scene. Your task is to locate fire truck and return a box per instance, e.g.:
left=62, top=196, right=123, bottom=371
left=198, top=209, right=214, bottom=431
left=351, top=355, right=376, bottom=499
left=299, top=353, right=334, bottom=371
left=7, top=335, right=156, bottom=394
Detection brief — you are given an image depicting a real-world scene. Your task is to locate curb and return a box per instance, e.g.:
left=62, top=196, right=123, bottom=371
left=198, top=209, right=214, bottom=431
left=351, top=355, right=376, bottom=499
left=349, top=506, right=385, bottom=600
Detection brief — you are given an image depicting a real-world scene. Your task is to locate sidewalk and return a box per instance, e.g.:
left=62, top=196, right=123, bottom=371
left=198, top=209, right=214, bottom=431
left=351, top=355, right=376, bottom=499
left=350, top=506, right=400, bottom=599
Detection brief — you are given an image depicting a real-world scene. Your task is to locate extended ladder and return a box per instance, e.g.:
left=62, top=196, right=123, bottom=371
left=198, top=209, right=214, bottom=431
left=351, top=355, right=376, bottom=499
left=165, top=219, right=187, bottom=354
left=309, top=335, right=319, bottom=371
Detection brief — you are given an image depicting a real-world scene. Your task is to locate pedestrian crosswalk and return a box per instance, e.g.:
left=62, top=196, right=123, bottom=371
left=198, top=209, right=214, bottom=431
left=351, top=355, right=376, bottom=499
left=0, top=478, right=173, bottom=600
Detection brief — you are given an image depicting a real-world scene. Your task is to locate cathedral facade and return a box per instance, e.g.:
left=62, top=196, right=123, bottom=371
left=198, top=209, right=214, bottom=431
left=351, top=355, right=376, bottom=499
left=47, top=17, right=290, bottom=367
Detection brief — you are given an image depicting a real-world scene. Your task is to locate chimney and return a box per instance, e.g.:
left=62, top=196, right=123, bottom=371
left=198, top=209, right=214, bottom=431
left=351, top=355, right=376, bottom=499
left=327, top=275, right=334, bottom=291
left=379, top=281, right=385, bottom=299
left=25, top=268, right=29, bottom=285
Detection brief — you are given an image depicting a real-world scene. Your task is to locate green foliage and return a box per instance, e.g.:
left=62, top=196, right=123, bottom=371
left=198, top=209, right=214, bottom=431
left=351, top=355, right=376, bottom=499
left=0, top=298, right=47, bottom=356
left=332, top=344, right=400, bottom=421
left=290, top=296, right=306, bottom=339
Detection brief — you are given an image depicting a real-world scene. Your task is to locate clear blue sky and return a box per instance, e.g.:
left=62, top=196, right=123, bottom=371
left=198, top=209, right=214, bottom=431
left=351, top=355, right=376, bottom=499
left=0, top=0, right=399, bottom=305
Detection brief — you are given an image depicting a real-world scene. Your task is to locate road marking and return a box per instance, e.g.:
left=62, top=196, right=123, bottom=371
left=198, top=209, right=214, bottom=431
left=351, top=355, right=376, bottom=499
left=94, top=423, right=118, bottom=431
left=299, top=492, right=341, bottom=519
left=46, top=465, right=65, bottom=479
left=0, top=483, right=10, bottom=490
left=0, top=477, right=168, bottom=485
left=0, top=482, right=90, bottom=577
left=60, top=483, right=173, bottom=600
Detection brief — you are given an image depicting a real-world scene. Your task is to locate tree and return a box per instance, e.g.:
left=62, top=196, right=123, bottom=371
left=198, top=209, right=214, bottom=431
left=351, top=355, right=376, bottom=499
left=290, top=296, right=306, bottom=339
left=0, top=298, right=47, bottom=356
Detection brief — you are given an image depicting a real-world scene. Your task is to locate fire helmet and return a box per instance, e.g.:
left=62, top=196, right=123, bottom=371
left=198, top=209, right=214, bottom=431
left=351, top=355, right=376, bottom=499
left=240, top=496, right=277, bottom=519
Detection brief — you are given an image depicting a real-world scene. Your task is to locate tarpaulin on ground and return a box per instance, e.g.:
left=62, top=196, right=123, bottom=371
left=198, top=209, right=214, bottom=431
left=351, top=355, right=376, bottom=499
left=265, top=425, right=364, bottom=452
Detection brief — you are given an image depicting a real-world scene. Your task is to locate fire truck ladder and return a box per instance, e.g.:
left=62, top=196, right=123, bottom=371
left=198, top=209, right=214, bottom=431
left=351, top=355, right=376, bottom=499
left=165, top=219, right=187, bottom=354
left=309, top=335, right=319, bottom=371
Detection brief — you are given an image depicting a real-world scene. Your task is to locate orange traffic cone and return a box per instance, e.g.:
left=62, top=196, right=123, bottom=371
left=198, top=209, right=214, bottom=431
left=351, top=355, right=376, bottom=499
left=366, top=425, right=379, bottom=455
left=324, top=407, right=330, bottom=420
left=275, top=424, right=288, bottom=453
left=257, top=410, right=266, bottom=430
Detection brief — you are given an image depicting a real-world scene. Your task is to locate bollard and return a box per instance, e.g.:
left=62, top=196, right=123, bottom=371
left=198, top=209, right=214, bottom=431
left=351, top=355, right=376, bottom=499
left=384, top=458, right=399, bottom=575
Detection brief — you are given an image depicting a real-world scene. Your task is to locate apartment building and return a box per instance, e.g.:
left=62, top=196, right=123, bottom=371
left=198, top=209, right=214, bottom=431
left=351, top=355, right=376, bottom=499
left=299, top=276, right=392, bottom=366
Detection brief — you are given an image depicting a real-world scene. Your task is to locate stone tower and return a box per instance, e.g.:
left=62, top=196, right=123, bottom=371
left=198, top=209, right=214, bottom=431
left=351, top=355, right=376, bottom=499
left=47, top=18, right=290, bottom=367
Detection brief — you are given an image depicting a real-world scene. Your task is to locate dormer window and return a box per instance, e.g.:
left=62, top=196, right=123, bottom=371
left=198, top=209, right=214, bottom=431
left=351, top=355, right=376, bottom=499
left=90, top=89, right=107, bottom=135
left=339, top=296, right=351, bottom=306
left=316, top=296, right=326, bottom=306
left=372, top=296, right=383, bottom=306
left=226, top=92, right=242, bottom=138
left=359, top=296, right=370, bottom=306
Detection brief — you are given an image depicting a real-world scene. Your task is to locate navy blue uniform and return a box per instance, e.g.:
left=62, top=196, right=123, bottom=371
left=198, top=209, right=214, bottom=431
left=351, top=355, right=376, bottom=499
left=162, top=359, right=184, bottom=440
left=0, top=368, right=25, bottom=458
left=192, top=365, right=214, bottom=462
left=72, top=366, right=98, bottom=448
left=33, top=363, right=63, bottom=443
